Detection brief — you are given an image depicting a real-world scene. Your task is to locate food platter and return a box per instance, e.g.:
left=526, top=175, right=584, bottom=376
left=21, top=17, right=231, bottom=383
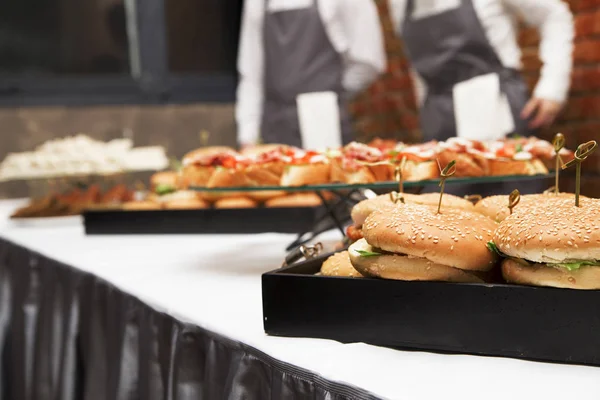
left=189, top=173, right=553, bottom=192
left=262, top=254, right=600, bottom=367
left=83, top=205, right=330, bottom=235
left=263, top=141, right=600, bottom=366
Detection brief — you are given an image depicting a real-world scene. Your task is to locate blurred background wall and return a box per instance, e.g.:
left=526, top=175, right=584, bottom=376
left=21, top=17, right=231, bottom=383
left=351, top=0, right=600, bottom=195
left=0, top=0, right=598, bottom=199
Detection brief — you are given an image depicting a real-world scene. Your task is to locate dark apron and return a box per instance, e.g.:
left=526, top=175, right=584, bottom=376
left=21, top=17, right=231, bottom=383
left=260, top=0, right=353, bottom=148
left=401, top=0, right=547, bottom=196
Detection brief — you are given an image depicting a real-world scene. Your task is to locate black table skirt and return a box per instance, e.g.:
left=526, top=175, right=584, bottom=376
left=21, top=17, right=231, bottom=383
left=0, top=238, right=380, bottom=400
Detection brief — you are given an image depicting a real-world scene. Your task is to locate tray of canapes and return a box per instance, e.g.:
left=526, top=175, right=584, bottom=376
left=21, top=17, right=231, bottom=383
left=181, top=136, right=570, bottom=194
left=81, top=169, right=338, bottom=235
left=262, top=140, right=600, bottom=367
left=81, top=135, right=573, bottom=236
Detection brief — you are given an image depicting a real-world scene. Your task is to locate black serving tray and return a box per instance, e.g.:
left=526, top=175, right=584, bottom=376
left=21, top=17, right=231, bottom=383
left=262, top=255, right=600, bottom=367
left=83, top=206, right=328, bottom=235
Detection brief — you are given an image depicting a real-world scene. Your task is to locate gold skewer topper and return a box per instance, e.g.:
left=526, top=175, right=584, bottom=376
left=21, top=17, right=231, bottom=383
left=199, top=130, right=210, bottom=146
left=389, top=159, right=407, bottom=204
left=437, top=160, right=457, bottom=214
left=508, top=189, right=520, bottom=215
left=562, top=140, right=597, bottom=207
left=552, top=133, right=565, bottom=194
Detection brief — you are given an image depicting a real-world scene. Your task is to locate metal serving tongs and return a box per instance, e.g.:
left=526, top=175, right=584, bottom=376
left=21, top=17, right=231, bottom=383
left=282, top=242, right=324, bottom=268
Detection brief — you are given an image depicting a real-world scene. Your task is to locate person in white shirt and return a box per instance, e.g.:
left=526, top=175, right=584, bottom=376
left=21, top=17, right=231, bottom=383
left=236, top=0, right=386, bottom=149
left=388, top=0, right=574, bottom=142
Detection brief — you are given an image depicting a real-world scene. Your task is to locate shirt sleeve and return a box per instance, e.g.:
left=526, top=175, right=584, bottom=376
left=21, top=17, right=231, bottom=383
left=503, top=0, right=574, bottom=104
left=338, top=0, right=387, bottom=93
left=235, top=0, right=264, bottom=146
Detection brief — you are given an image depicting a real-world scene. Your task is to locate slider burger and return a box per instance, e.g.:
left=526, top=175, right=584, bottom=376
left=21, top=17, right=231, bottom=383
left=150, top=171, right=180, bottom=194
left=388, top=141, right=440, bottom=181
left=280, top=149, right=330, bottom=187
left=436, top=138, right=490, bottom=177
left=243, top=144, right=292, bottom=183
left=349, top=204, right=498, bottom=282
left=330, top=142, right=392, bottom=184
left=486, top=140, right=548, bottom=176
left=346, top=192, right=476, bottom=242
left=183, top=147, right=252, bottom=201
left=242, top=144, right=292, bottom=201
left=320, top=251, right=364, bottom=278
left=502, top=136, right=575, bottom=170
left=180, top=146, right=240, bottom=187
left=491, top=197, right=600, bottom=290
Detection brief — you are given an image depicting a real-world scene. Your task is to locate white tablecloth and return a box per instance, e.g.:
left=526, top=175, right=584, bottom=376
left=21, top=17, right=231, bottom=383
left=1, top=199, right=599, bottom=400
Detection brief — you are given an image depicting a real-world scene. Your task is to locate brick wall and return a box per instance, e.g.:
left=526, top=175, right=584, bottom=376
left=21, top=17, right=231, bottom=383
left=351, top=0, right=600, bottom=196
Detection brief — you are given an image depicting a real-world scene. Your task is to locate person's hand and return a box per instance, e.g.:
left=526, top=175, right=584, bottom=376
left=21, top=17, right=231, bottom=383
left=521, top=98, right=562, bottom=129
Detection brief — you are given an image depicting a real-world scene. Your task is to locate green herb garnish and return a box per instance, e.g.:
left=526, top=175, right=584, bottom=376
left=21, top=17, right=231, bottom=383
left=155, top=184, right=176, bottom=196
left=487, top=241, right=599, bottom=270
left=486, top=241, right=501, bottom=256
left=486, top=241, right=529, bottom=265
left=515, top=144, right=523, bottom=153
left=355, top=249, right=382, bottom=257
left=553, top=261, right=600, bottom=271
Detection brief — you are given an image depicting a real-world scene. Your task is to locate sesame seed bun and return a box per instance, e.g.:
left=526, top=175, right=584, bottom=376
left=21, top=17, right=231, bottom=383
left=475, top=192, right=584, bottom=223
left=362, top=204, right=498, bottom=271
left=320, top=251, right=364, bottom=278
left=501, top=258, right=600, bottom=290
left=349, top=239, right=485, bottom=283
left=350, top=193, right=475, bottom=228
left=414, top=193, right=476, bottom=210
left=350, top=193, right=419, bottom=227
left=493, top=197, right=600, bottom=264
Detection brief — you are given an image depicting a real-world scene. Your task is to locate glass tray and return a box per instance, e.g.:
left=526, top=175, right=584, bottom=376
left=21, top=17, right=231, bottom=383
left=190, top=173, right=552, bottom=192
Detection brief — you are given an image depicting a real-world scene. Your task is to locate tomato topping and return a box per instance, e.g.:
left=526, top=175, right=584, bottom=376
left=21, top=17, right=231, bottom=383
left=346, top=225, right=364, bottom=242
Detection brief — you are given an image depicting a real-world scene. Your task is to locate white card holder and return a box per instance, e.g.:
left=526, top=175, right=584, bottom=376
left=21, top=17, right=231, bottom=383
left=296, top=91, right=342, bottom=150
left=453, top=73, right=514, bottom=141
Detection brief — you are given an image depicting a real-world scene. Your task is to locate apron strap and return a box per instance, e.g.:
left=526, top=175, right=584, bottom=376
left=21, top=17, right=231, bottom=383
left=405, top=0, right=415, bottom=17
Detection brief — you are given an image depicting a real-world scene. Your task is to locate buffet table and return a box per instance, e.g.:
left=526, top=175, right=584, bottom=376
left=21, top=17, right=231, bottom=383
left=0, top=199, right=599, bottom=400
